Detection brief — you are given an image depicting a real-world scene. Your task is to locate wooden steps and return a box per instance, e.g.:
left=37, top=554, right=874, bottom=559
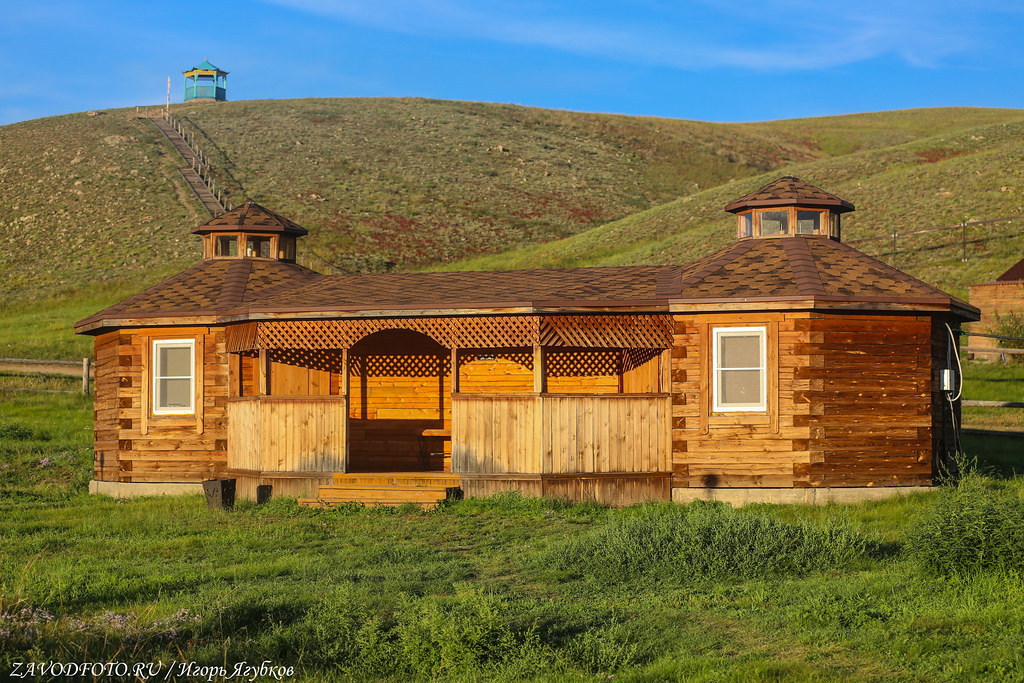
left=299, top=472, right=462, bottom=508
left=148, top=115, right=226, bottom=217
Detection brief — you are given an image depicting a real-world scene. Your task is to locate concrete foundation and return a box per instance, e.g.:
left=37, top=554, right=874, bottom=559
left=89, top=480, right=205, bottom=499
left=671, top=486, right=933, bottom=506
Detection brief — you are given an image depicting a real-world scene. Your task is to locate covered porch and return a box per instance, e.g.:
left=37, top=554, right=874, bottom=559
left=223, top=315, right=675, bottom=505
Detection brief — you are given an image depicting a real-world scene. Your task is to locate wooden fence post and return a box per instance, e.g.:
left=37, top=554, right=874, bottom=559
left=82, top=357, right=91, bottom=395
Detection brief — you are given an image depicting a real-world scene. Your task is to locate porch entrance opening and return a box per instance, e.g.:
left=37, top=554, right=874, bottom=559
left=347, top=329, right=451, bottom=472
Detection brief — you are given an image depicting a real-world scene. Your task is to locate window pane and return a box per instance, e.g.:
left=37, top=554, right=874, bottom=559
left=159, top=378, right=192, bottom=409
left=740, top=213, right=753, bottom=237
left=720, top=369, right=761, bottom=405
left=720, top=334, right=760, bottom=368
left=246, top=236, right=272, bottom=258
left=159, top=345, right=192, bottom=376
left=216, top=235, right=238, bottom=257
left=760, top=211, right=788, bottom=235
left=797, top=210, right=820, bottom=234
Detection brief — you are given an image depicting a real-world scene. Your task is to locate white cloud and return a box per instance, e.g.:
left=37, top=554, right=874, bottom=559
left=261, top=0, right=995, bottom=71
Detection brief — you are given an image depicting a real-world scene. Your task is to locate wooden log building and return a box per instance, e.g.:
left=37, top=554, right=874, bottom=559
left=75, top=177, right=978, bottom=506
left=968, top=257, right=1024, bottom=359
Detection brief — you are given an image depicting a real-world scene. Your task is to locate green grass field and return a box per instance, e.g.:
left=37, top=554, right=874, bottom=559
left=2, top=390, right=1023, bottom=680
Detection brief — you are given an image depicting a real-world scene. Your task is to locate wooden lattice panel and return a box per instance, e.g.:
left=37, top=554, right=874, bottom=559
left=350, top=353, right=451, bottom=379
left=541, top=315, right=674, bottom=349
left=250, top=314, right=673, bottom=351
left=447, top=316, right=540, bottom=348
left=257, top=320, right=350, bottom=349
left=547, top=349, right=620, bottom=378
left=225, top=322, right=259, bottom=352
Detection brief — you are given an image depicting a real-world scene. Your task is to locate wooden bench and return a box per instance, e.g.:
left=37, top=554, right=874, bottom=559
left=419, top=428, right=452, bottom=468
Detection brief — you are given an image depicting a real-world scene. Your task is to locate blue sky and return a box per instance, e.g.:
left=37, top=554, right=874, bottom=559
left=2, top=0, right=1022, bottom=126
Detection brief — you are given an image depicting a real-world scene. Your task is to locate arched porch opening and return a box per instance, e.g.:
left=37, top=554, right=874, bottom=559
left=347, top=329, right=451, bottom=472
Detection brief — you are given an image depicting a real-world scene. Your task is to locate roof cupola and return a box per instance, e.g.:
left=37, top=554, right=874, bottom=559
left=724, top=176, right=854, bottom=242
left=191, top=201, right=308, bottom=263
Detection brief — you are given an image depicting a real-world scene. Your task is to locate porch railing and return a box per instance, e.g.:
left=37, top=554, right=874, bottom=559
left=226, top=396, right=347, bottom=474
left=451, top=394, right=671, bottom=475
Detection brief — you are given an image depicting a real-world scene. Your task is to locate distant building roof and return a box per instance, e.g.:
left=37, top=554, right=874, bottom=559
left=724, top=176, right=855, bottom=214
left=996, top=256, right=1024, bottom=283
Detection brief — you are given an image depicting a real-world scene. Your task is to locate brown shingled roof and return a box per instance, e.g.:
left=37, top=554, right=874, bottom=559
left=248, top=266, right=673, bottom=314
left=191, top=201, right=309, bottom=235
left=724, top=176, right=855, bottom=214
left=74, top=235, right=977, bottom=335
left=996, top=256, right=1024, bottom=282
left=75, top=259, right=320, bottom=330
left=672, top=236, right=971, bottom=310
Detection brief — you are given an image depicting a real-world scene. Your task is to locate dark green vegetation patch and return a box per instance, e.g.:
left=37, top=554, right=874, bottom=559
left=548, top=502, right=873, bottom=584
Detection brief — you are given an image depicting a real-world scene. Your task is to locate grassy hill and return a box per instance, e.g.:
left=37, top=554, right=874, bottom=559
left=447, top=112, right=1024, bottom=300
left=2, top=99, right=1023, bottom=359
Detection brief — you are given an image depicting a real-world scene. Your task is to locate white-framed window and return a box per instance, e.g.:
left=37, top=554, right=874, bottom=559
left=712, top=327, right=766, bottom=412
left=153, top=339, right=195, bottom=414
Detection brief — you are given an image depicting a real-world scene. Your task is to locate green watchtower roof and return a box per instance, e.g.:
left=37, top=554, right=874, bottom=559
left=183, top=59, right=228, bottom=75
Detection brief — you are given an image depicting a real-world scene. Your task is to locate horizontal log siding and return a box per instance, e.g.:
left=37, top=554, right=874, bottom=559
left=226, top=396, right=347, bottom=473
left=92, top=331, right=122, bottom=481
left=95, top=327, right=229, bottom=483
left=452, top=395, right=670, bottom=476
left=459, top=352, right=533, bottom=394
left=968, top=281, right=1024, bottom=343
left=801, top=314, right=934, bottom=487
left=672, top=313, right=806, bottom=488
left=671, top=312, right=938, bottom=491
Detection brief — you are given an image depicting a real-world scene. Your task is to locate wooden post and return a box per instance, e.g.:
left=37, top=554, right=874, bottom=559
left=82, top=357, right=91, bottom=395
left=961, top=221, right=968, bottom=262
left=892, top=230, right=898, bottom=266
left=451, top=348, right=459, bottom=393
left=341, top=348, right=349, bottom=397
left=259, top=348, right=269, bottom=396
left=660, top=348, right=671, bottom=393
left=533, top=345, right=546, bottom=393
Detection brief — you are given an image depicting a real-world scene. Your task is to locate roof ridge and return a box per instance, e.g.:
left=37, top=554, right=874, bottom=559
left=216, top=260, right=253, bottom=308
left=240, top=263, right=323, bottom=304
left=781, top=238, right=826, bottom=297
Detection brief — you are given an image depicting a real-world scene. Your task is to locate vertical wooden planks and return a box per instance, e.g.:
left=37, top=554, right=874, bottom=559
left=228, top=396, right=348, bottom=474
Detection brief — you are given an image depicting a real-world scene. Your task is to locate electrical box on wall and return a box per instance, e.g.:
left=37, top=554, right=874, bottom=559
left=941, top=368, right=955, bottom=392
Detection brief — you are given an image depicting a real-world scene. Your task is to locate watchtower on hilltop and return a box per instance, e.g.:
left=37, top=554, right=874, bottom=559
left=183, top=58, right=228, bottom=102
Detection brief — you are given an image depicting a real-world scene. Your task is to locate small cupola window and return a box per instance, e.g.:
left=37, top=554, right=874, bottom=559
left=724, top=176, right=855, bottom=243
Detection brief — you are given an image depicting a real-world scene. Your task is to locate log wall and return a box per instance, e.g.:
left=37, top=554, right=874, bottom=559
left=801, top=314, right=934, bottom=487
left=91, top=326, right=229, bottom=483
left=93, top=331, right=122, bottom=481
left=968, top=280, right=1024, bottom=352
left=670, top=312, right=939, bottom=490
